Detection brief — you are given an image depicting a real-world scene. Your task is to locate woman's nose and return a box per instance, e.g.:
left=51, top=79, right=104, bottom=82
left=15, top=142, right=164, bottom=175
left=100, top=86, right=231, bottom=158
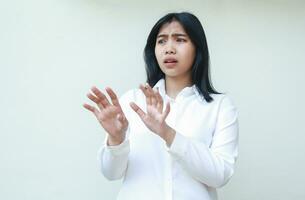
left=165, top=41, right=176, bottom=54
left=165, top=49, right=175, bottom=54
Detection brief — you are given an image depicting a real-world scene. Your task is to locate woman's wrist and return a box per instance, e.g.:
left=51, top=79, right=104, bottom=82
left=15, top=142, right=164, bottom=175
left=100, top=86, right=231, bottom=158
left=107, top=134, right=125, bottom=146
left=160, top=125, right=176, bottom=147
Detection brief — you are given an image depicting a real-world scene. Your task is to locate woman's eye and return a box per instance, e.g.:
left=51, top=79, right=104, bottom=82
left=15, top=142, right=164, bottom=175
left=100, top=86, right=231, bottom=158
left=177, top=38, right=186, bottom=42
left=157, top=39, right=165, bottom=44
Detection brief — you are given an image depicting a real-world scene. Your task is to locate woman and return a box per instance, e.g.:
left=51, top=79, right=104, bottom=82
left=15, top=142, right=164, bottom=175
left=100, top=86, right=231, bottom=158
left=83, top=12, right=239, bottom=200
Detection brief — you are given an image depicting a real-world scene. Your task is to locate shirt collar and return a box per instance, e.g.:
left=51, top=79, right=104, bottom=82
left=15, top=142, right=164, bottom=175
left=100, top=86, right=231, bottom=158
left=153, top=78, right=198, bottom=101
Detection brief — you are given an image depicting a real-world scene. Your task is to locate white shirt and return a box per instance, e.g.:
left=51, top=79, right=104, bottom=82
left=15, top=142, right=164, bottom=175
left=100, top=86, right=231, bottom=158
left=97, top=78, right=239, bottom=200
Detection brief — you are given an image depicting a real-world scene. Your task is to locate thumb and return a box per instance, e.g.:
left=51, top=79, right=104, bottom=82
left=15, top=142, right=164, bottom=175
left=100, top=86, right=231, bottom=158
left=130, top=102, right=146, bottom=120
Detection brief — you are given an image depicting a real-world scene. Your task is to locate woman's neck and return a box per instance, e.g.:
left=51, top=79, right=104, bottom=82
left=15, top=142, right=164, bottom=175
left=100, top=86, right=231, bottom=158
left=165, top=76, right=192, bottom=99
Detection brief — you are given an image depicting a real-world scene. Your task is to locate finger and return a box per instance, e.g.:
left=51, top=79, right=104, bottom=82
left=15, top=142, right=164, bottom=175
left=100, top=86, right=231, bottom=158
left=145, top=83, right=155, bottom=99
left=83, top=103, right=100, bottom=117
left=162, top=102, right=171, bottom=121
left=86, top=92, right=99, bottom=104
left=87, top=93, right=105, bottom=110
left=150, top=87, right=158, bottom=106
left=129, top=102, right=146, bottom=120
left=155, top=87, right=163, bottom=112
left=91, top=86, right=111, bottom=108
left=105, top=87, right=122, bottom=109
left=145, top=83, right=157, bottom=107
left=140, top=84, right=152, bottom=105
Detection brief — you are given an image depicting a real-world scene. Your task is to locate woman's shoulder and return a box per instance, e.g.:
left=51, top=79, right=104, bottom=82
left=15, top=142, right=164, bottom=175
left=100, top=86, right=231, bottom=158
left=209, top=93, right=237, bottom=109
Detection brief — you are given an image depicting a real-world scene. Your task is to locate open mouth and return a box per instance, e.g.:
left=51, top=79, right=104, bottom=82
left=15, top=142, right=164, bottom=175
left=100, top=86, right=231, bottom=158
left=164, top=61, right=177, bottom=63
left=164, top=60, right=178, bottom=67
left=164, top=58, right=178, bottom=64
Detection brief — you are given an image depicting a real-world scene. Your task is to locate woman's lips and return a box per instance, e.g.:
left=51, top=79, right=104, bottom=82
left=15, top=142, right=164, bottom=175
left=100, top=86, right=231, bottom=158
left=163, top=57, right=178, bottom=68
left=164, top=61, right=178, bottom=67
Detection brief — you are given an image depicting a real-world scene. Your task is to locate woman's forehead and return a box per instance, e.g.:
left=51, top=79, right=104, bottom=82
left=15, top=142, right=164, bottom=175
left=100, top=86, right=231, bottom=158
left=158, top=20, right=187, bottom=36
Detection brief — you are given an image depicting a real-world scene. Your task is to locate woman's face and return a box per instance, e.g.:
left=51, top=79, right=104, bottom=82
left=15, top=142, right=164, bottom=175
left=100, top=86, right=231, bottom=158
left=155, top=20, right=196, bottom=81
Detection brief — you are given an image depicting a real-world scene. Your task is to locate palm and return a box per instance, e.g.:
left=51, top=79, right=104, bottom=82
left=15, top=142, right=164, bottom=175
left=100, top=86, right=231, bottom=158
left=98, top=106, right=128, bottom=136
left=130, top=84, right=170, bottom=137
left=83, top=86, right=128, bottom=139
left=142, top=104, right=165, bottom=133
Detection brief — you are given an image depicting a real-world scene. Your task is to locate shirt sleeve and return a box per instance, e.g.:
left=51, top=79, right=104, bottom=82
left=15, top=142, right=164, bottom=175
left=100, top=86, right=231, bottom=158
left=96, top=89, right=134, bottom=181
left=97, top=129, right=130, bottom=180
left=167, top=95, right=239, bottom=188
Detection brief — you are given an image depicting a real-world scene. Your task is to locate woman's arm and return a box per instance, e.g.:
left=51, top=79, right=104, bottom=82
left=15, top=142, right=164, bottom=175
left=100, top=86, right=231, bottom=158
left=130, top=84, right=239, bottom=188
left=84, top=87, right=133, bottom=181
left=96, top=89, right=135, bottom=180
left=97, top=127, right=130, bottom=180
left=167, top=96, right=239, bottom=188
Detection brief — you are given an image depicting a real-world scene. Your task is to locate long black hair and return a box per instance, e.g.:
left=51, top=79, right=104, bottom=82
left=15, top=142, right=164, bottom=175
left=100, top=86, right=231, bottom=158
left=143, top=12, right=221, bottom=102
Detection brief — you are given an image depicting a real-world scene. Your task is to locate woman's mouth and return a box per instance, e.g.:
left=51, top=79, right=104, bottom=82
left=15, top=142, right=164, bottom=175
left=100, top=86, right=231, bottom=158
left=164, top=58, right=178, bottom=67
left=164, top=61, right=178, bottom=67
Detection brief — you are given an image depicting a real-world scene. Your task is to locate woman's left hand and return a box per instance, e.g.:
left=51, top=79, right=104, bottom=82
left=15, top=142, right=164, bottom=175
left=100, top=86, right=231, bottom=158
left=129, top=83, right=175, bottom=144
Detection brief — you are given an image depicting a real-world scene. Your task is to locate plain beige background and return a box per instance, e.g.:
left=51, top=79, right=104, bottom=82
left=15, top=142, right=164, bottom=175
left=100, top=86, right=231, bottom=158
left=1, top=0, right=304, bottom=199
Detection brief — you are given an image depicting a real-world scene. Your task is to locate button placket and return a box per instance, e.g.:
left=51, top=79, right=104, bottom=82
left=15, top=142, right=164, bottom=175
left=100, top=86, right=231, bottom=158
left=164, top=98, right=177, bottom=200
left=171, top=99, right=180, bottom=180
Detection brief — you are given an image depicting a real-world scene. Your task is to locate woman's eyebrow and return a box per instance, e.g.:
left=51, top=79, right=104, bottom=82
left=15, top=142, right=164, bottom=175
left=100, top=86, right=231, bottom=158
left=157, top=33, right=187, bottom=38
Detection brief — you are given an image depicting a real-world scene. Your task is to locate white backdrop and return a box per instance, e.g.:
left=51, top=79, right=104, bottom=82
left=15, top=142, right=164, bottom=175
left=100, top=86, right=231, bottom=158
left=1, top=0, right=305, bottom=199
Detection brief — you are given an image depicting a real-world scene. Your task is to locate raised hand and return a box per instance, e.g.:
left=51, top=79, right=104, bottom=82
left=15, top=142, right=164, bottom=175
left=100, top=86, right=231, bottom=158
left=129, top=83, right=175, bottom=145
left=83, top=86, right=128, bottom=145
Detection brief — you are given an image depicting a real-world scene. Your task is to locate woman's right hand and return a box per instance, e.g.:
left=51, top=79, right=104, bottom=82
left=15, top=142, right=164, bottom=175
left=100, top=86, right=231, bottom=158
left=83, top=86, right=129, bottom=146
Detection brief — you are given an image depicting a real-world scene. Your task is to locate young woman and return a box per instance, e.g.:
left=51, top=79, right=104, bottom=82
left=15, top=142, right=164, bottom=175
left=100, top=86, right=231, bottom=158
left=83, top=12, right=239, bottom=200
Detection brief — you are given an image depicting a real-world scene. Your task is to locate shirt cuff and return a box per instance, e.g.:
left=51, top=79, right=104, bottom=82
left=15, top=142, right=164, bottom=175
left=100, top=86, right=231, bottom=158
left=104, top=136, right=130, bottom=157
left=167, top=132, right=188, bottom=160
